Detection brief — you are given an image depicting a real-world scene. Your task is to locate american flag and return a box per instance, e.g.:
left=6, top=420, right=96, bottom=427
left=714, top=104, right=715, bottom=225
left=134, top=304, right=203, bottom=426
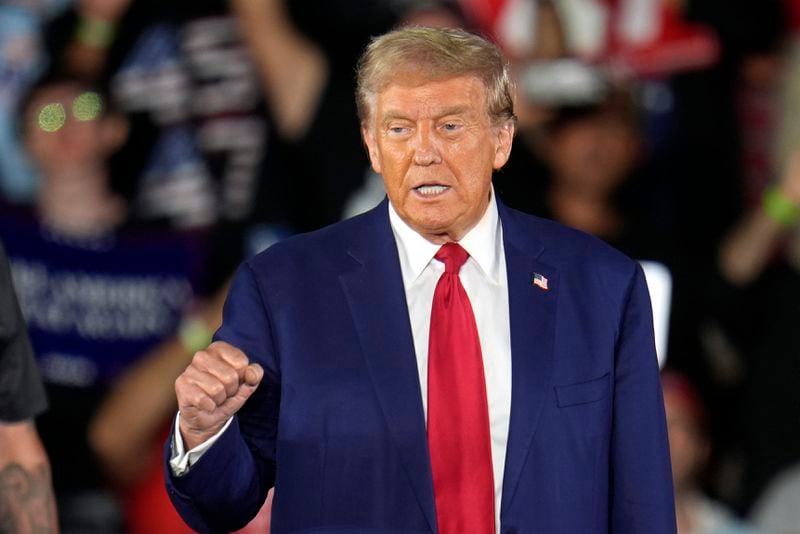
left=532, top=272, right=548, bottom=290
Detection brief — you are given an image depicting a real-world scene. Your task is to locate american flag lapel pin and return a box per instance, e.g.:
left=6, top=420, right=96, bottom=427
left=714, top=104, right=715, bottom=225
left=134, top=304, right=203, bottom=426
left=532, top=272, right=549, bottom=291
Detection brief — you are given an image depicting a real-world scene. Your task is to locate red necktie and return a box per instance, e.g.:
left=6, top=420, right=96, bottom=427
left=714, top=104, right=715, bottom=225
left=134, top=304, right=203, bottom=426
left=427, top=243, right=495, bottom=534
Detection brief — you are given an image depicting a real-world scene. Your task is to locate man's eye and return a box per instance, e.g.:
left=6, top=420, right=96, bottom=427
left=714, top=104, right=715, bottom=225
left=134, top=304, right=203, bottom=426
left=389, top=126, right=408, bottom=134
left=442, top=123, right=461, bottom=132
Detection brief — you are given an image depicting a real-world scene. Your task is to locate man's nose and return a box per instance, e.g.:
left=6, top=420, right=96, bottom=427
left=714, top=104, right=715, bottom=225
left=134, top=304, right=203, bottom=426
left=411, top=126, right=442, bottom=166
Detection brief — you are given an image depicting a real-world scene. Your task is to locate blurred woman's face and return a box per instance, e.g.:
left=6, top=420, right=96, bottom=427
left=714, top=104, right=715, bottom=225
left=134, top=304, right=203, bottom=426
left=546, top=111, right=639, bottom=196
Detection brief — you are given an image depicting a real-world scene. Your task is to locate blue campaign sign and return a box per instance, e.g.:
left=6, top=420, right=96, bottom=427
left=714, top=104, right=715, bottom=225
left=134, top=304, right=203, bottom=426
left=0, top=209, right=207, bottom=389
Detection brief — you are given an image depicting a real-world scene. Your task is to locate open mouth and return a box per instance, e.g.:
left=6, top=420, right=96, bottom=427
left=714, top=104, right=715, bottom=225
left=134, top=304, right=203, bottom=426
left=414, top=185, right=450, bottom=197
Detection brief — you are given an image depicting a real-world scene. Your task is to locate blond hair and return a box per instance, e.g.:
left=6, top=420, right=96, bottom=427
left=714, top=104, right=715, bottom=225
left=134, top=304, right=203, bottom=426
left=356, top=26, right=515, bottom=125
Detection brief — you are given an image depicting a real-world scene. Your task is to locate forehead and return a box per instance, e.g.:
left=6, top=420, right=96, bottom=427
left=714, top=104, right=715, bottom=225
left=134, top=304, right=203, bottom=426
left=33, top=83, right=85, bottom=101
left=26, top=84, right=85, bottom=112
left=373, top=74, right=489, bottom=119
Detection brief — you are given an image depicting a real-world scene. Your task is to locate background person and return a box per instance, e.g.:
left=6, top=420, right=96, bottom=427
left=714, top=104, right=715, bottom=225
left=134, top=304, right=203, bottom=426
left=0, top=240, right=58, bottom=534
left=2, top=74, right=206, bottom=533
left=662, top=371, right=753, bottom=533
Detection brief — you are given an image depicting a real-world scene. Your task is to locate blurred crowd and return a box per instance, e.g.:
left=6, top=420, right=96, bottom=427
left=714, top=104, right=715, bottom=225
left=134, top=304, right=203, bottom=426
left=1, top=0, right=800, bottom=532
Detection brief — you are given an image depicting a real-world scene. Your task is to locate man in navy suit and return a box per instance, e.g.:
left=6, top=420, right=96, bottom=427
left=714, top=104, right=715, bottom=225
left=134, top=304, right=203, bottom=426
left=165, top=27, right=676, bottom=533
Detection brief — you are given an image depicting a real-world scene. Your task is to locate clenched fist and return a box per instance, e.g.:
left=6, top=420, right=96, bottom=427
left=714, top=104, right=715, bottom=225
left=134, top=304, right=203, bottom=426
left=176, top=341, right=264, bottom=450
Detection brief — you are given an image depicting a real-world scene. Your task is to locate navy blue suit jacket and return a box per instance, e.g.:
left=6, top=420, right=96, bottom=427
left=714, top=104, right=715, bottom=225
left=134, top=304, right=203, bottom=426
left=165, top=199, right=676, bottom=533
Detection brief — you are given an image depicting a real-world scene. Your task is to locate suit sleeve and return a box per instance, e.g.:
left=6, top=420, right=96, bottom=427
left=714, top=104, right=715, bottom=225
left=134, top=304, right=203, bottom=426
left=165, top=262, right=280, bottom=533
left=611, top=264, right=676, bottom=533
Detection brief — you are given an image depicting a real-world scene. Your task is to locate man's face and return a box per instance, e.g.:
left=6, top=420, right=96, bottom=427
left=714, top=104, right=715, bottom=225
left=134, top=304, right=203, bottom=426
left=362, top=74, right=513, bottom=243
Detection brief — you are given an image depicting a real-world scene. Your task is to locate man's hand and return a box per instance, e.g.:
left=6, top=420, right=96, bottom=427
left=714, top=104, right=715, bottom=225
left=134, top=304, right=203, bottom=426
left=175, top=341, right=264, bottom=450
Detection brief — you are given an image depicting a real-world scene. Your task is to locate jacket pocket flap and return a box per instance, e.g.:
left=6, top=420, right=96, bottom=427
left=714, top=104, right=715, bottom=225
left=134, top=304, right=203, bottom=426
left=555, top=373, right=610, bottom=407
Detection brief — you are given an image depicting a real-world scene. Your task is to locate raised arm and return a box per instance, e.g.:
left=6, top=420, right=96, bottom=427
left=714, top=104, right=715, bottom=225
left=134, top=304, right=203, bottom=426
left=230, top=0, right=328, bottom=140
left=89, top=287, right=226, bottom=488
left=719, top=151, right=800, bottom=286
left=165, top=263, right=280, bottom=533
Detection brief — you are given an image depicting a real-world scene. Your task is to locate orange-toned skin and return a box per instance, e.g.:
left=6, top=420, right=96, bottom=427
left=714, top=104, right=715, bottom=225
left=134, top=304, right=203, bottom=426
left=362, top=74, right=514, bottom=244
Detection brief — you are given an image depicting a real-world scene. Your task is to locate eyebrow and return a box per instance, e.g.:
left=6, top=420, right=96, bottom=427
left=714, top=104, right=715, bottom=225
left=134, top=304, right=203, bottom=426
left=380, top=105, right=473, bottom=125
left=435, top=105, right=472, bottom=118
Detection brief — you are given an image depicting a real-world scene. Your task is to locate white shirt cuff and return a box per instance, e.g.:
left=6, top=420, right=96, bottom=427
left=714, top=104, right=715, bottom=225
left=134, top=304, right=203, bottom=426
left=169, top=412, right=233, bottom=477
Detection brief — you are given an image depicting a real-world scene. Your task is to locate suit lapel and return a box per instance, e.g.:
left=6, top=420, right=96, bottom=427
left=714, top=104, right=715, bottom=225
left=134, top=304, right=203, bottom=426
left=337, top=200, right=559, bottom=527
left=498, top=203, right=559, bottom=517
left=338, top=200, right=438, bottom=532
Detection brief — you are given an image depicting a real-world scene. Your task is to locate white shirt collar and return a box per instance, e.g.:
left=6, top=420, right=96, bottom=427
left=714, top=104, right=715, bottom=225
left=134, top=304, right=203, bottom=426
left=388, top=188, right=502, bottom=286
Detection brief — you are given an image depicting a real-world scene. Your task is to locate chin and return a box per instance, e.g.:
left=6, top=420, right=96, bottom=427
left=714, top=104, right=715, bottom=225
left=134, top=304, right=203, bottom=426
left=410, top=214, right=451, bottom=233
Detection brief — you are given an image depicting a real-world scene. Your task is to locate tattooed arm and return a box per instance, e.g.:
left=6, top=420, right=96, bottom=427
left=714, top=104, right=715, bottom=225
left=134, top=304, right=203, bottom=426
left=0, top=421, right=58, bottom=534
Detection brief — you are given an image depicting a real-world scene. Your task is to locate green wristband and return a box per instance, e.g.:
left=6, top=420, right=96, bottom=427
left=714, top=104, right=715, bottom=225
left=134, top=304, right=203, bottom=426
left=75, top=16, right=117, bottom=48
left=763, top=186, right=800, bottom=226
left=178, top=317, right=213, bottom=354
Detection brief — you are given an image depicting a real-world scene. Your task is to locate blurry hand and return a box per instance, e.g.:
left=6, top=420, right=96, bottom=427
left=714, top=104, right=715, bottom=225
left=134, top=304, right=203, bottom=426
left=176, top=341, right=263, bottom=450
left=779, top=150, right=800, bottom=205
left=78, top=0, right=133, bottom=22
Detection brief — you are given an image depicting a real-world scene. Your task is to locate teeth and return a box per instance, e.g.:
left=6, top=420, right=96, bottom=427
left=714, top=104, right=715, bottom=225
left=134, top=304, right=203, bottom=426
left=416, top=185, right=448, bottom=196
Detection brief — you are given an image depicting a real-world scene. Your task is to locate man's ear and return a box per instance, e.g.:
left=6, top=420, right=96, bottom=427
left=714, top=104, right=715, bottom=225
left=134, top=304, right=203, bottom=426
left=492, top=120, right=515, bottom=170
left=361, top=123, right=382, bottom=174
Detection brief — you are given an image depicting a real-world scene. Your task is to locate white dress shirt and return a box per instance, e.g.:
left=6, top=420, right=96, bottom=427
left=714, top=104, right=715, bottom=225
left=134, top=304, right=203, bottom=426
left=388, top=190, right=512, bottom=532
left=172, top=192, right=513, bottom=531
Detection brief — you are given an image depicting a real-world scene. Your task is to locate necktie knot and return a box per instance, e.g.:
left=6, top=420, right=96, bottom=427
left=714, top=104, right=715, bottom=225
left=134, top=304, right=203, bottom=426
left=435, top=243, right=469, bottom=274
